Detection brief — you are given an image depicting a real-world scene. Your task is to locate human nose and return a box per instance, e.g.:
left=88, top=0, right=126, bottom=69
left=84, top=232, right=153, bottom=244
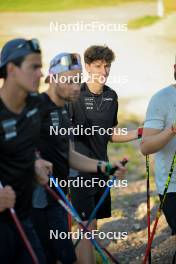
left=38, top=69, right=43, bottom=78
left=101, top=66, right=107, bottom=76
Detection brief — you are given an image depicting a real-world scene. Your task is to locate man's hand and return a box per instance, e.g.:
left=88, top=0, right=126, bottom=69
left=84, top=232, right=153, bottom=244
left=0, top=186, right=16, bottom=212
left=34, top=159, right=53, bottom=185
left=100, top=160, right=127, bottom=180
left=110, top=161, right=127, bottom=180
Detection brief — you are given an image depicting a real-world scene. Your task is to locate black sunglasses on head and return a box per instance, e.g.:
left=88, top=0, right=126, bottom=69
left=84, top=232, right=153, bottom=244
left=15, top=39, right=41, bottom=53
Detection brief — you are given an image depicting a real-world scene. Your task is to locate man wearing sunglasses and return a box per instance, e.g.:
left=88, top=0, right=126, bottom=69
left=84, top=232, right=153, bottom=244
left=0, top=38, right=53, bottom=264
left=32, top=52, right=126, bottom=264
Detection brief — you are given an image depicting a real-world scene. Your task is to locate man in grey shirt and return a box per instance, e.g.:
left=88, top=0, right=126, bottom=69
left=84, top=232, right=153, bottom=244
left=141, top=64, right=176, bottom=258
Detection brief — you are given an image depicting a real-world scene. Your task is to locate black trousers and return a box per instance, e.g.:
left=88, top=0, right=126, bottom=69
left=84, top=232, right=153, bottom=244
left=159, top=192, right=176, bottom=235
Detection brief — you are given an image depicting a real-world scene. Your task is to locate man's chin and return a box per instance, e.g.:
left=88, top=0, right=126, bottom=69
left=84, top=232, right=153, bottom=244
left=68, top=96, right=79, bottom=102
left=28, top=86, right=39, bottom=93
left=97, top=81, right=106, bottom=86
left=96, top=78, right=107, bottom=86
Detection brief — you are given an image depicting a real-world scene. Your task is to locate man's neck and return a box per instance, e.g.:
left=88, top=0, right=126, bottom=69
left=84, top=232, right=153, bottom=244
left=0, top=81, right=28, bottom=114
left=86, top=82, right=104, bottom=94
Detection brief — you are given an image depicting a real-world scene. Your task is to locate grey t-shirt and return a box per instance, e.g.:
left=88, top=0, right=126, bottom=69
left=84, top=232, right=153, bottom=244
left=144, top=85, right=176, bottom=194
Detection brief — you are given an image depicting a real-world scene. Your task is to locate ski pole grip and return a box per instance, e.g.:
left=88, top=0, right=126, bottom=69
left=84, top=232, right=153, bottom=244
left=106, top=157, right=128, bottom=175
left=120, top=157, right=128, bottom=167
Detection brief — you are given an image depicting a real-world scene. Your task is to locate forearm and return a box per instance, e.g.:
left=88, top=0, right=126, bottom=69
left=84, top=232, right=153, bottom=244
left=111, top=129, right=138, bottom=142
left=141, top=128, right=175, bottom=155
left=69, top=147, right=127, bottom=179
left=69, top=148, right=99, bottom=172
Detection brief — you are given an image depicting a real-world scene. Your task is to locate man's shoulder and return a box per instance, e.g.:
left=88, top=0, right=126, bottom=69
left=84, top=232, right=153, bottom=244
left=152, top=86, right=174, bottom=100
left=146, top=86, right=175, bottom=117
left=28, top=92, right=50, bottom=106
left=147, top=86, right=173, bottom=109
left=27, top=93, right=52, bottom=118
left=104, top=85, right=117, bottom=95
left=28, top=92, right=42, bottom=103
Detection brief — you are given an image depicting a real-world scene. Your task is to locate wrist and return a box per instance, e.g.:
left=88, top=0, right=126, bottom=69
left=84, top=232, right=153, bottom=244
left=97, top=161, right=116, bottom=175
left=97, top=161, right=107, bottom=174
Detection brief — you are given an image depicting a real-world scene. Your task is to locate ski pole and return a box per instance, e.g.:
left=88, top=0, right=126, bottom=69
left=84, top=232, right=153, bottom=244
left=75, top=158, right=128, bottom=248
left=0, top=182, right=39, bottom=264
left=45, top=182, right=109, bottom=264
left=143, top=151, right=176, bottom=264
left=146, top=155, right=152, bottom=263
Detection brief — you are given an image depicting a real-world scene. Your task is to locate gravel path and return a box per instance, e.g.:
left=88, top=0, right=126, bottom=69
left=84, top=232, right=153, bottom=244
left=98, top=179, right=173, bottom=264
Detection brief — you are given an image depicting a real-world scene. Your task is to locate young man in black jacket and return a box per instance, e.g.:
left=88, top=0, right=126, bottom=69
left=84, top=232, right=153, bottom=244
left=70, top=45, right=138, bottom=264
left=0, top=38, right=52, bottom=264
left=32, top=52, right=126, bottom=264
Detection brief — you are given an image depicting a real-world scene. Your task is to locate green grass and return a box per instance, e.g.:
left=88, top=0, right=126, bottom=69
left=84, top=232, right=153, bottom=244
left=128, top=15, right=161, bottom=29
left=0, top=0, right=154, bottom=12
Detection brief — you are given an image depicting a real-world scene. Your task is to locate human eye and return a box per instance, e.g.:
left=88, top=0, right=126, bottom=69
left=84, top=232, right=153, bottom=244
left=95, top=64, right=101, bottom=68
left=33, top=64, right=41, bottom=70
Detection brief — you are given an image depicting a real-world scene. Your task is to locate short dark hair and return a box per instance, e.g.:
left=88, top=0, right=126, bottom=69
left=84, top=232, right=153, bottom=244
left=1, top=55, right=26, bottom=79
left=84, top=45, right=115, bottom=64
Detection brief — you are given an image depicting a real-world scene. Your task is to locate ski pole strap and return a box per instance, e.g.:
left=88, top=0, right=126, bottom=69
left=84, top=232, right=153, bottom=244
left=105, top=163, right=114, bottom=175
left=97, top=161, right=114, bottom=176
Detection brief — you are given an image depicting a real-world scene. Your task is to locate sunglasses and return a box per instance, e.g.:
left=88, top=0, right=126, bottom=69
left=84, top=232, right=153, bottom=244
left=51, top=53, right=81, bottom=70
left=15, top=39, right=41, bottom=53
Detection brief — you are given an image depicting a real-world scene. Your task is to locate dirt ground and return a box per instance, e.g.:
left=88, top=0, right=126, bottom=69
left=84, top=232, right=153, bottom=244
left=98, top=179, right=174, bottom=264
